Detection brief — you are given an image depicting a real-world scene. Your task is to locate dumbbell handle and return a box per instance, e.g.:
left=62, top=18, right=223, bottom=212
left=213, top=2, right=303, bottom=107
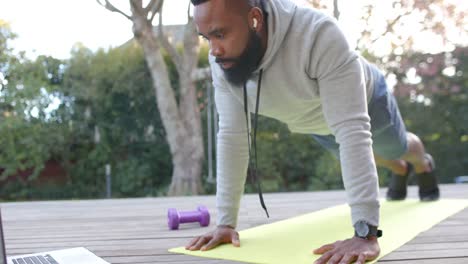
left=167, top=206, right=210, bottom=230
left=178, top=211, right=202, bottom=223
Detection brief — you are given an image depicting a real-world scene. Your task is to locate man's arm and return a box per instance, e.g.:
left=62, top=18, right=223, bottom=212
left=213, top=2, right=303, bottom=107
left=186, top=62, right=250, bottom=251
left=308, top=17, right=379, bottom=229
left=307, top=18, right=381, bottom=264
left=213, top=76, right=251, bottom=228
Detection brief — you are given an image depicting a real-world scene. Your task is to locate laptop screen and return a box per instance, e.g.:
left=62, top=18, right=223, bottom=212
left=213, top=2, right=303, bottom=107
left=0, top=208, right=6, bottom=264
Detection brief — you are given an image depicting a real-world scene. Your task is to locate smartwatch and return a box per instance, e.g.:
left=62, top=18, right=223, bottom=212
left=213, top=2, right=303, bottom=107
left=353, top=220, right=382, bottom=239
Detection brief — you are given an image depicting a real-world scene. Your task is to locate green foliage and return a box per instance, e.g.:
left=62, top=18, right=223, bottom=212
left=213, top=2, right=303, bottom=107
left=0, top=21, right=64, bottom=182
left=0, top=117, right=49, bottom=180
left=0, top=34, right=173, bottom=199
left=197, top=44, right=210, bottom=67
left=60, top=43, right=173, bottom=198
left=0, top=20, right=16, bottom=68
left=308, top=152, right=342, bottom=191
left=1, top=18, right=467, bottom=201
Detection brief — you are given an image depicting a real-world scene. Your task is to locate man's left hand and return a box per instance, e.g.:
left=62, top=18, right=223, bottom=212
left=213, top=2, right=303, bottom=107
left=313, top=236, right=380, bottom=264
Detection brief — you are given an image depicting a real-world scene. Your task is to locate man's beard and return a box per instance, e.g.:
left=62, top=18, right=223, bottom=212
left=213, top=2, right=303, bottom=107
left=216, top=30, right=263, bottom=86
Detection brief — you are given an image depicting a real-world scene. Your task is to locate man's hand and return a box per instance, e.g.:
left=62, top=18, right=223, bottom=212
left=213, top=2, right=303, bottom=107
left=313, top=236, right=380, bottom=264
left=185, top=225, right=240, bottom=251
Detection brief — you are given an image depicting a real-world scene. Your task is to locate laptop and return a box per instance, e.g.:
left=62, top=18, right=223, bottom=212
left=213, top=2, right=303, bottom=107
left=0, top=207, right=109, bottom=264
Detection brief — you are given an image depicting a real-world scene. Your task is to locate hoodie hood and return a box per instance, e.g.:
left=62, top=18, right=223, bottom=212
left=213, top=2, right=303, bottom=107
left=255, top=0, right=297, bottom=72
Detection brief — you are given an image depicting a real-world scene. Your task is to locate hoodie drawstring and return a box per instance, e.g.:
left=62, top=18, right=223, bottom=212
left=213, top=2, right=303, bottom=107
left=243, top=69, right=269, bottom=218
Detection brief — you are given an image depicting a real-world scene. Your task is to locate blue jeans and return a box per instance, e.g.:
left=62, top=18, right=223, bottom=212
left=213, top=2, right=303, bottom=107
left=312, top=68, right=408, bottom=160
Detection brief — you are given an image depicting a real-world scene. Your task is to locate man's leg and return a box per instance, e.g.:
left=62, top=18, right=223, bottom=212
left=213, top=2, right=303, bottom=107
left=374, top=153, right=407, bottom=176
left=375, top=132, right=432, bottom=175
left=368, top=67, right=439, bottom=201
left=399, top=132, right=432, bottom=173
left=375, top=131, right=439, bottom=201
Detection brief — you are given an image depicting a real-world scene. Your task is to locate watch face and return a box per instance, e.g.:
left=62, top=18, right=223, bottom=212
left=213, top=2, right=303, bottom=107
left=355, top=221, right=369, bottom=237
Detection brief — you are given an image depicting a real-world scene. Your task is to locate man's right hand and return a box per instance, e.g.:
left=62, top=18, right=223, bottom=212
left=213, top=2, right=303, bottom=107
left=185, top=225, right=240, bottom=251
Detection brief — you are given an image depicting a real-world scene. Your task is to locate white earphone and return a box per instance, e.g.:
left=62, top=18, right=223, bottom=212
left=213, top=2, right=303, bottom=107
left=253, top=18, right=258, bottom=29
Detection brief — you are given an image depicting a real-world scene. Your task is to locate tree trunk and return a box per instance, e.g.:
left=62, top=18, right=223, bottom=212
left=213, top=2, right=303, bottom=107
left=100, top=0, right=206, bottom=196
left=168, top=137, right=204, bottom=195
left=164, top=62, right=205, bottom=196
left=167, top=18, right=205, bottom=195
left=131, top=10, right=204, bottom=196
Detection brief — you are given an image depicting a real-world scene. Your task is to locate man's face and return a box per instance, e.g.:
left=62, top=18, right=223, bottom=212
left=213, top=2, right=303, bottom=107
left=194, top=0, right=263, bottom=86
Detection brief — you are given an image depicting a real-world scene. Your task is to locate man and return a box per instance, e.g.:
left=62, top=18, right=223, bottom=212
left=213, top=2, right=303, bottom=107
left=186, top=0, right=440, bottom=263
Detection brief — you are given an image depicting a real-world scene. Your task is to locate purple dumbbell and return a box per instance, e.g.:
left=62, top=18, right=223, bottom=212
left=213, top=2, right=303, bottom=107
left=167, top=205, right=210, bottom=230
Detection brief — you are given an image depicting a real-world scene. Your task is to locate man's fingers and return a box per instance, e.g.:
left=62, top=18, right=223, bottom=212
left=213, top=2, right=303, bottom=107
left=186, top=236, right=202, bottom=250
left=201, top=237, right=221, bottom=251
left=313, top=243, right=334, bottom=254
left=189, top=236, right=209, bottom=251
left=231, top=231, right=240, bottom=247
left=339, top=253, right=357, bottom=264
left=356, top=253, right=367, bottom=264
left=314, top=251, right=334, bottom=264
left=327, top=253, right=343, bottom=264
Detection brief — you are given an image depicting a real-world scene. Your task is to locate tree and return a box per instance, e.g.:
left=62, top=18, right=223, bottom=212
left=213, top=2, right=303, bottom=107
left=308, top=0, right=467, bottom=64
left=0, top=20, right=65, bottom=182
left=0, top=19, right=16, bottom=68
left=60, top=43, right=173, bottom=198
left=356, top=0, right=466, bottom=65
left=97, top=0, right=207, bottom=195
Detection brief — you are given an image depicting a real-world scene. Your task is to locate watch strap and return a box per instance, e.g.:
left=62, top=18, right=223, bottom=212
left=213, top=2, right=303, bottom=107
left=354, top=222, right=383, bottom=239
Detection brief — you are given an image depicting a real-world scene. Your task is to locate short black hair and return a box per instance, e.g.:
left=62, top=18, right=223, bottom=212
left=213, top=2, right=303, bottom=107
left=191, top=0, right=267, bottom=22
left=191, top=0, right=210, bottom=5
left=191, top=0, right=263, bottom=8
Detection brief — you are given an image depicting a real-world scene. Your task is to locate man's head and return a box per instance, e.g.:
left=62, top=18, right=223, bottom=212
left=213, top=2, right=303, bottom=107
left=192, top=0, right=266, bottom=86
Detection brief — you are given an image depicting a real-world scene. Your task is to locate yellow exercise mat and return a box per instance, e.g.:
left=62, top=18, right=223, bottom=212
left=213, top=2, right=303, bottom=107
left=169, top=199, right=468, bottom=264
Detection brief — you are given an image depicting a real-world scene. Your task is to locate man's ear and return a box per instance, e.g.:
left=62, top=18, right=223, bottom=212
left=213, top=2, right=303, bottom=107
left=249, top=7, right=264, bottom=31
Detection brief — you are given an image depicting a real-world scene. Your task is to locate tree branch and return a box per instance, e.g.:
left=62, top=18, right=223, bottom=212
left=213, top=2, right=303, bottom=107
left=96, top=0, right=132, bottom=21
left=187, top=1, right=191, bottom=20
left=130, top=0, right=142, bottom=10
left=182, top=19, right=199, bottom=69
left=146, top=0, right=163, bottom=23
left=368, top=9, right=412, bottom=45
left=149, top=7, right=159, bottom=23
left=333, top=0, right=340, bottom=20
left=158, top=8, right=183, bottom=70
left=130, top=0, right=145, bottom=17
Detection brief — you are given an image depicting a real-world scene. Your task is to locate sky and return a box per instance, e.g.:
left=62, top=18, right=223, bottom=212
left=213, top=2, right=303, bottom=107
left=0, top=0, right=190, bottom=59
left=0, top=0, right=466, bottom=60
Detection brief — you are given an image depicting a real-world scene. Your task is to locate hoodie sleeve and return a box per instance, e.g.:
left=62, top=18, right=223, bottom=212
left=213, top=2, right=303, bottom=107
left=211, top=63, right=250, bottom=228
left=307, top=19, right=380, bottom=226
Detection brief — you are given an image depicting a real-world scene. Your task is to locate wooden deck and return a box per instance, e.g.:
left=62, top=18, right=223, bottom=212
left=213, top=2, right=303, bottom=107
left=1, top=184, right=468, bottom=264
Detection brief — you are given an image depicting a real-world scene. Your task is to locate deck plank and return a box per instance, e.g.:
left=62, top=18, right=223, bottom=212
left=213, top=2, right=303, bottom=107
left=1, top=184, right=467, bottom=263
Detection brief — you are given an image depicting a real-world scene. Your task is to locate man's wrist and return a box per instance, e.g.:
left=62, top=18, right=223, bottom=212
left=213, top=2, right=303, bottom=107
left=353, top=220, right=382, bottom=240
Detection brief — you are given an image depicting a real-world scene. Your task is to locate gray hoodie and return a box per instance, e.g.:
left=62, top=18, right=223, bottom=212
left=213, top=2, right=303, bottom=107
left=211, top=0, right=381, bottom=228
